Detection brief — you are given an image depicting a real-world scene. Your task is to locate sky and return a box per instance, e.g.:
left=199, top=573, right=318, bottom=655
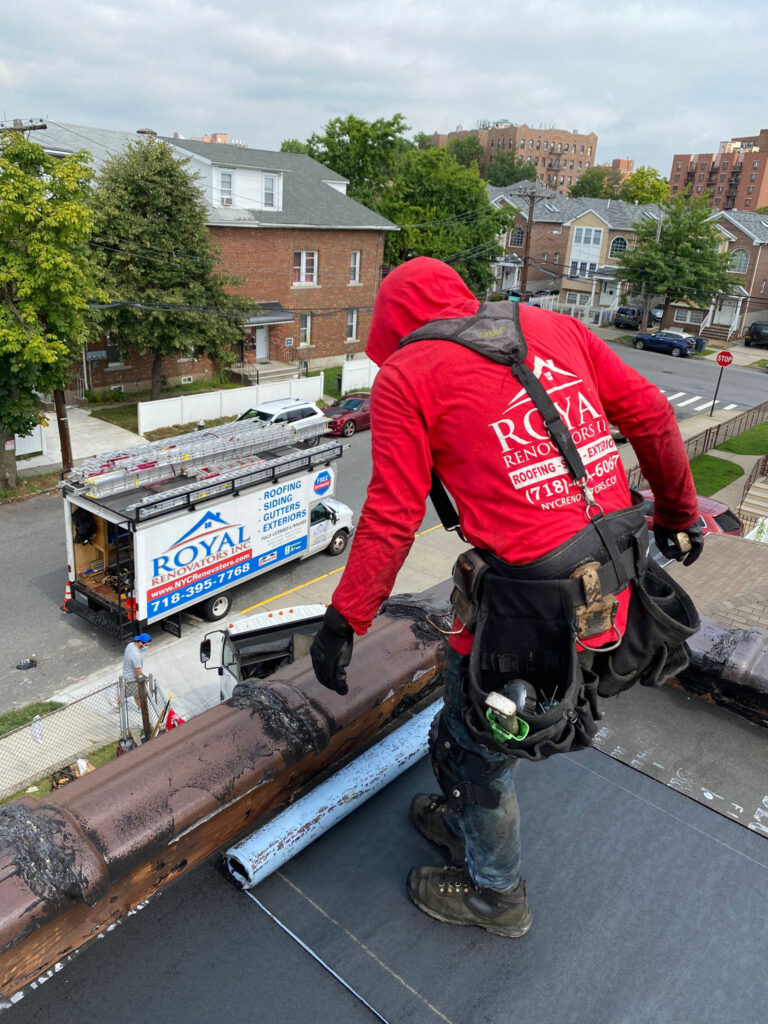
left=2, top=0, right=767, bottom=175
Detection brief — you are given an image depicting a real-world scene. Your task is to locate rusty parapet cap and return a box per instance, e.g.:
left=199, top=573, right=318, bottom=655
left=0, top=606, right=446, bottom=962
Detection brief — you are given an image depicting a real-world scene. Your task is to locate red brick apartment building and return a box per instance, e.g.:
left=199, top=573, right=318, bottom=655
left=670, top=129, right=768, bottom=211
left=40, top=124, right=396, bottom=395
left=430, top=120, right=598, bottom=194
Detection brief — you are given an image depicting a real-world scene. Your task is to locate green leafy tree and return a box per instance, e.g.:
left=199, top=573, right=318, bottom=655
left=484, top=150, right=537, bottom=187
left=615, top=193, right=738, bottom=323
left=413, top=132, right=436, bottom=150
left=378, top=147, right=512, bottom=293
left=755, top=205, right=768, bottom=215
left=569, top=165, right=622, bottom=199
left=619, top=165, right=670, bottom=205
left=91, top=138, right=255, bottom=400
left=0, top=131, right=99, bottom=488
left=303, top=113, right=410, bottom=208
left=280, top=138, right=310, bottom=154
left=445, top=134, right=485, bottom=168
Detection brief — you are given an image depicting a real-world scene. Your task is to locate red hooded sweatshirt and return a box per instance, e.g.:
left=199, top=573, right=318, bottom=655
left=331, top=258, right=697, bottom=652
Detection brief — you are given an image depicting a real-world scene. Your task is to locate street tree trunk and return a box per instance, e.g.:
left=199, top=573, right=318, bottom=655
left=0, top=430, right=17, bottom=492
left=151, top=351, right=164, bottom=401
left=53, top=389, right=73, bottom=473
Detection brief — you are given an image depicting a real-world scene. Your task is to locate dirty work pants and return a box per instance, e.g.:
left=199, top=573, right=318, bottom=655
left=435, top=646, right=522, bottom=891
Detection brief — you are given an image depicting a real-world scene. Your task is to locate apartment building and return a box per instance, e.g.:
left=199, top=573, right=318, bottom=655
left=430, top=120, right=598, bottom=194
left=670, top=129, right=768, bottom=211
left=39, top=124, right=396, bottom=394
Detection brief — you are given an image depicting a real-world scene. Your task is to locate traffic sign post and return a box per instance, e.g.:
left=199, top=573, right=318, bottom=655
left=710, top=351, right=733, bottom=416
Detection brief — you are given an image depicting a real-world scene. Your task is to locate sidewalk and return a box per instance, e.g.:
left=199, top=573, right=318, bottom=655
left=19, top=406, right=146, bottom=476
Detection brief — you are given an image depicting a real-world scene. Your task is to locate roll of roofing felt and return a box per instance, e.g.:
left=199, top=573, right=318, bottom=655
left=223, top=704, right=436, bottom=889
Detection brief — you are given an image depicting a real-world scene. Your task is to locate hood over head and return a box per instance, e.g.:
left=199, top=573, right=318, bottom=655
left=365, top=257, right=479, bottom=367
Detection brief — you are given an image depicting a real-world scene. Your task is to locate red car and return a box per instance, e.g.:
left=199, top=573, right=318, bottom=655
left=639, top=489, right=743, bottom=538
left=324, top=393, right=371, bottom=437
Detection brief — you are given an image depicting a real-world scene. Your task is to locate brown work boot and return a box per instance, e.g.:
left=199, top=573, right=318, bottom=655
left=407, top=865, right=532, bottom=937
left=410, top=793, right=465, bottom=864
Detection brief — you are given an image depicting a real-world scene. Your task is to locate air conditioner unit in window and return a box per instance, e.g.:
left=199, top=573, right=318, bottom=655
left=181, top=376, right=193, bottom=385
left=110, top=384, right=124, bottom=393
left=221, top=197, right=233, bottom=207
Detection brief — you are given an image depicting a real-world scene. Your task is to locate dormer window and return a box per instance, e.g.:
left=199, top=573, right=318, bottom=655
left=263, top=174, right=276, bottom=208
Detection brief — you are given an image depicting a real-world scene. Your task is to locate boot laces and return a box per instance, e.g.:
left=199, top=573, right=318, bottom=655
left=437, top=866, right=471, bottom=895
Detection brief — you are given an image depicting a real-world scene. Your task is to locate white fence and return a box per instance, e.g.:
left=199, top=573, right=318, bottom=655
left=137, top=378, right=324, bottom=434
left=340, top=358, right=378, bottom=395
left=15, top=424, right=46, bottom=457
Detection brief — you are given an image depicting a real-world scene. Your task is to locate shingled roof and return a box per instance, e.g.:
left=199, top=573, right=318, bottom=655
left=488, top=182, right=661, bottom=230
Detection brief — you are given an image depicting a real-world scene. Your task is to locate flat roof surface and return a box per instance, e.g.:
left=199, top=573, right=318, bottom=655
left=8, top=683, right=768, bottom=1024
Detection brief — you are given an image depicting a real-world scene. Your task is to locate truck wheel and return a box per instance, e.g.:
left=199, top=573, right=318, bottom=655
left=327, top=530, right=348, bottom=556
left=201, top=593, right=231, bottom=621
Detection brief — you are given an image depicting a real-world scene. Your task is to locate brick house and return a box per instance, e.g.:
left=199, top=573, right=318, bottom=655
left=488, top=183, right=662, bottom=322
left=40, top=124, right=396, bottom=395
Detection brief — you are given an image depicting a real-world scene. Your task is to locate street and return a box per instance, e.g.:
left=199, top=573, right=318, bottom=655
left=0, top=346, right=762, bottom=713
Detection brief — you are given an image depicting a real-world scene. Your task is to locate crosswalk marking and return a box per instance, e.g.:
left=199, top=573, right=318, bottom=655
left=665, top=392, right=686, bottom=401
left=656, top=389, right=741, bottom=413
left=676, top=396, right=704, bottom=407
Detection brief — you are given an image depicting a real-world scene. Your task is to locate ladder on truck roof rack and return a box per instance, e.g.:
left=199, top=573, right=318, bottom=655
left=61, top=418, right=331, bottom=499
left=123, top=441, right=344, bottom=523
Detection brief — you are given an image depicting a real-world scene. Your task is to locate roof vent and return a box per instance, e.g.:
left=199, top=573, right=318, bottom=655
left=136, top=128, right=157, bottom=137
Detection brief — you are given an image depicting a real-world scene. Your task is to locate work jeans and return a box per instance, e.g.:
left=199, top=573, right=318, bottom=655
left=434, top=646, right=522, bottom=892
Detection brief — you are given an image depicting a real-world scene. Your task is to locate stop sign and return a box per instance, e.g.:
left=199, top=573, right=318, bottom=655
left=716, top=351, right=733, bottom=367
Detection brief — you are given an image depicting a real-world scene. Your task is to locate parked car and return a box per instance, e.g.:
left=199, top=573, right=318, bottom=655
left=638, top=489, right=743, bottom=538
left=323, top=393, right=372, bottom=437
left=237, top=399, right=328, bottom=446
left=633, top=329, right=696, bottom=357
left=650, top=305, right=664, bottom=323
left=614, top=306, right=643, bottom=329
left=744, top=322, right=768, bottom=347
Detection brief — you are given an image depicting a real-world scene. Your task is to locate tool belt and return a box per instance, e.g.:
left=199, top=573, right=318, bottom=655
left=450, top=502, right=700, bottom=762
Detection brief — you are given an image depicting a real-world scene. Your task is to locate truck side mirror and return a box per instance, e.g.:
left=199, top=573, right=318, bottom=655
left=200, top=639, right=211, bottom=664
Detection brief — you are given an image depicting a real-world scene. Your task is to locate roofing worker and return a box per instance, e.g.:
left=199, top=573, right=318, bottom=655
left=310, top=258, right=701, bottom=938
left=122, top=633, right=151, bottom=708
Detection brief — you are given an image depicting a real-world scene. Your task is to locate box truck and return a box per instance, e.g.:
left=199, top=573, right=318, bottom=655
left=61, top=418, right=353, bottom=638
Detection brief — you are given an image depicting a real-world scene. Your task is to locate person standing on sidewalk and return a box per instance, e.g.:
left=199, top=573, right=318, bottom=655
left=122, top=633, right=151, bottom=708
left=310, top=257, right=702, bottom=938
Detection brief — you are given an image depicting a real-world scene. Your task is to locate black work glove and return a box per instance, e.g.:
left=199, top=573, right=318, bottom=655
left=310, top=605, right=354, bottom=695
left=653, top=522, right=704, bottom=567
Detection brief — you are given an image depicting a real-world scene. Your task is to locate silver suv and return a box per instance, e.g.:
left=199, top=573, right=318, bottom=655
left=237, top=399, right=329, bottom=446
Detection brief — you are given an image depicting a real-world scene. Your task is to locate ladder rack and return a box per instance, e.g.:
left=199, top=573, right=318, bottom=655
left=123, top=441, right=344, bottom=523
left=62, top=418, right=330, bottom=499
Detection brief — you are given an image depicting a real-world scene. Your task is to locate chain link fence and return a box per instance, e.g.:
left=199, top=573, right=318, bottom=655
left=0, top=675, right=166, bottom=802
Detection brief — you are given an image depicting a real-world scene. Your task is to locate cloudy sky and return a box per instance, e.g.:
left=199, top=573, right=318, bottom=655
left=2, top=0, right=766, bottom=174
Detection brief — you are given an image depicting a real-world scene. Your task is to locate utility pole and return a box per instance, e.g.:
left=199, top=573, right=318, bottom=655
left=516, top=184, right=551, bottom=297
left=639, top=207, right=665, bottom=334
left=0, top=118, right=47, bottom=134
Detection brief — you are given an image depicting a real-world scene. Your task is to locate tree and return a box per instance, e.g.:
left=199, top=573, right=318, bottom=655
left=302, top=113, right=410, bottom=209
left=615, top=193, right=738, bottom=325
left=0, top=131, right=99, bottom=489
left=91, top=138, right=254, bottom=400
left=484, top=150, right=537, bottom=187
left=280, top=138, right=310, bottom=154
left=413, top=132, right=436, bottom=150
left=377, top=147, right=512, bottom=294
left=445, top=134, right=484, bottom=168
left=569, top=165, right=622, bottom=199
left=619, top=166, right=670, bottom=205
left=755, top=205, right=768, bottom=215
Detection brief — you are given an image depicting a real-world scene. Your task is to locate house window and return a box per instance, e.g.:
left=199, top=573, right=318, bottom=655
left=541, top=253, right=547, bottom=263
left=717, top=186, right=723, bottom=194
left=578, top=162, right=582, bottom=170
left=105, top=338, right=124, bottom=367
left=560, top=175, right=565, bottom=184
left=699, top=174, right=704, bottom=182
left=570, top=260, right=578, bottom=277
left=579, top=261, right=588, bottom=275
left=586, top=162, right=590, bottom=169
left=720, top=174, right=726, bottom=181
left=349, top=249, right=361, bottom=283
left=220, top=170, right=234, bottom=206
left=568, top=176, right=572, bottom=185
left=729, top=248, right=749, bottom=273
left=722, top=161, right=728, bottom=170
left=674, top=174, right=680, bottom=181
left=580, top=145, right=584, bottom=153
left=748, top=186, right=754, bottom=194
left=263, top=174, right=276, bottom=208
left=529, top=139, right=533, bottom=149
left=508, top=226, right=524, bottom=246
left=574, top=227, right=583, bottom=244
left=553, top=253, right=559, bottom=264
left=609, top=236, right=627, bottom=257
left=761, top=279, right=766, bottom=293
left=592, top=228, right=602, bottom=246
left=293, top=250, right=317, bottom=284
left=751, top=173, right=757, bottom=181
left=536, top=140, right=541, bottom=150
left=299, top=314, right=312, bottom=346
left=520, top=139, right=526, bottom=149
left=582, top=228, right=591, bottom=244
left=745, top=199, right=751, bottom=206
left=676, top=162, right=681, bottom=170
left=346, top=308, right=358, bottom=340
left=674, top=308, right=704, bottom=324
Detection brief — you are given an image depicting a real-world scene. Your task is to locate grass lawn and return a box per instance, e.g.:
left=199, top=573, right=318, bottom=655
left=0, top=701, right=65, bottom=738
left=716, top=422, right=768, bottom=456
left=0, top=471, right=61, bottom=502
left=689, top=453, right=744, bottom=496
